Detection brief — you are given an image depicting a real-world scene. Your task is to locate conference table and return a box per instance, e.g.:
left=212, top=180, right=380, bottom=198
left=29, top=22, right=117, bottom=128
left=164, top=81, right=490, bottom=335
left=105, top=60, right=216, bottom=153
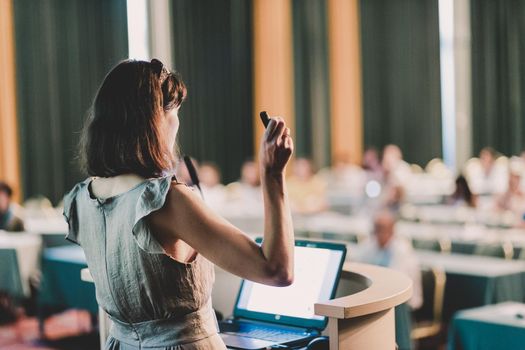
left=0, top=231, right=42, bottom=297
left=24, top=216, right=71, bottom=248
left=448, top=302, right=525, bottom=350
left=293, top=211, right=525, bottom=262
left=39, top=246, right=97, bottom=314
left=416, top=251, right=525, bottom=320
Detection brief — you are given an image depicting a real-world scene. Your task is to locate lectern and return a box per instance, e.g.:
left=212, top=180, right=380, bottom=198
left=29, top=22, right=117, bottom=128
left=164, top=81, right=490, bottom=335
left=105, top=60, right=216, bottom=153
left=315, top=262, right=412, bottom=350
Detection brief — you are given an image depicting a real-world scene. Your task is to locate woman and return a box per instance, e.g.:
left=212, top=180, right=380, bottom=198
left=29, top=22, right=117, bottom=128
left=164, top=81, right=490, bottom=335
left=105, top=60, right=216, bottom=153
left=63, top=59, right=294, bottom=349
left=448, top=175, right=477, bottom=208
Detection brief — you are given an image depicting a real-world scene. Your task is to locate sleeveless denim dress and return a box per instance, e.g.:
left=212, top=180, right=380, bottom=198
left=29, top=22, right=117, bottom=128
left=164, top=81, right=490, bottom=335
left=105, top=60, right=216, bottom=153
left=63, top=176, right=226, bottom=349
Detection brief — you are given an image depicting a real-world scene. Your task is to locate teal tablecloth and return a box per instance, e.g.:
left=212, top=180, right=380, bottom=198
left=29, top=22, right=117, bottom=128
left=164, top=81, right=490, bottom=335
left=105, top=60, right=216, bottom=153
left=0, top=248, right=24, bottom=298
left=417, top=252, right=525, bottom=320
left=448, top=302, right=525, bottom=350
left=395, top=303, right=413, bottom=350
left=39, top=246, right=97, bottom=314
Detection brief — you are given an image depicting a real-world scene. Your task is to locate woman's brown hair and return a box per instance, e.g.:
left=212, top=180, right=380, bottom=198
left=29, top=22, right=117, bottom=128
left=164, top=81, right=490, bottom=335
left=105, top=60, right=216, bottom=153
left=81, top=59, right=187, bottom=178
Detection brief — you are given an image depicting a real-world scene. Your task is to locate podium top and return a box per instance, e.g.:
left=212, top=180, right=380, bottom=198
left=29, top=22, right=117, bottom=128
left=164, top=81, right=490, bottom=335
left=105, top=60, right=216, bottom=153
left=314, top=262, right=412, bottom=319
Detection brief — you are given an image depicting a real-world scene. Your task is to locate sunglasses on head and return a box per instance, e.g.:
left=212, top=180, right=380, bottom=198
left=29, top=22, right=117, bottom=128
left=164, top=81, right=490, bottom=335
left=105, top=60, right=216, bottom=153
left=150, top=58, right=170, bottom=83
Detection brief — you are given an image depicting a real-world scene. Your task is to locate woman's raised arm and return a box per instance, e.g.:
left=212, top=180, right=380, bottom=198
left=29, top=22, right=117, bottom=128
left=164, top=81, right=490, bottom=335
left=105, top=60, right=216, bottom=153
left=151, top=117, right=295, bottom=287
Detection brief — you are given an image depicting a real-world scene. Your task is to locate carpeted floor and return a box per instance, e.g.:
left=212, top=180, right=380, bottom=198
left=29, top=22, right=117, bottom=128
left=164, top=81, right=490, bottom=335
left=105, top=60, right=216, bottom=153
left=0, top=309, right=99, bottom=350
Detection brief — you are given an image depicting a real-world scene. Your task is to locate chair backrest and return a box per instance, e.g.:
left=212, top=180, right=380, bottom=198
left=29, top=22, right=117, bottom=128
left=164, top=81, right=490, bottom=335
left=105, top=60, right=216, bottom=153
left=474, top=242, right=514, bottom=260
left=412, top=238, right=451, bottom=253
left=0, top=249, right=24, bottom=298
left=413, top=267, right=446, bottom=324
left=322, top=231, right=359, bottom=244
left=295, top=229, right=311, bottom=238
left=517, top=247, right=525, bottom=260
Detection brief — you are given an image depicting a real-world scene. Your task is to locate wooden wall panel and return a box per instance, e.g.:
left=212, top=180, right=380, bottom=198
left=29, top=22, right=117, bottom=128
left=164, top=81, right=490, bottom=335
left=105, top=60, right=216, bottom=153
left=0, top=0, right=21, bottom=201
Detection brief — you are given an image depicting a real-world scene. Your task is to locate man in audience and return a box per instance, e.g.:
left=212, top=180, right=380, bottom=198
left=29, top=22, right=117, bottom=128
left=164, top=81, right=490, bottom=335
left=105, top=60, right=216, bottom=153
left=356, top=210, right=422, bottom=310
left=226, top=160, right=264, bottom=216
left=379, top=145, right=409, bottom=211
left=318, top=153, right=366, bottom=197
left=466, top=147, right=508, bottom=195
left=381, top=144, right=412, bottom=185
left=199, top=162, right=227, bottom=212
left=495, top=171, right=525, bottom=214
left=287, top=158, right=328, bottom=214
left=362, top=147, right=383, bottom=181
left=0, top=182, right=24, bottom=232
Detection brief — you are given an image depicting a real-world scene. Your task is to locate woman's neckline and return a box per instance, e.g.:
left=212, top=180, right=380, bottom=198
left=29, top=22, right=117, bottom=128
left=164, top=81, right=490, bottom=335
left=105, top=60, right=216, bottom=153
left=87, top=174, right=151, bottom=202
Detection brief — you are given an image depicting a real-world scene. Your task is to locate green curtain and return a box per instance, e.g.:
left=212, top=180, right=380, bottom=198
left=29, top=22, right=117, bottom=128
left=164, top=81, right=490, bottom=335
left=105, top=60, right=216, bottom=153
left=360, top=0, right=442, bottom=166
left=171, top=0, right=253, bottom=184
left=292, top=0, right=331, bottom=168
left=13, top=0, right=128, bottom=203
left=471, top=0, right=525, bottom=156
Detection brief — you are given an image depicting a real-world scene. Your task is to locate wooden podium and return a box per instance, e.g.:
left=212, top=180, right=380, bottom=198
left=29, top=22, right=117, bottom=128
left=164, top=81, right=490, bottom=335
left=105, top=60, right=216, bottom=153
left=315, top=262, right=412, bottom=350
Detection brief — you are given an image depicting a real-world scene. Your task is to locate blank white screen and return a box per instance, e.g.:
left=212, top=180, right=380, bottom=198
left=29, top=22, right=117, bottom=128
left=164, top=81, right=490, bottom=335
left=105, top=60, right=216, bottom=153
left=236, top=246, right=342, bottom=320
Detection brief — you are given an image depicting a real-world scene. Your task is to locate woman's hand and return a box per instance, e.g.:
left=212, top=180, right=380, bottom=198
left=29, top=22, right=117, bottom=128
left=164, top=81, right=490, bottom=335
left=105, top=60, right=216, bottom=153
left=259, top=117, right=294, bottom=176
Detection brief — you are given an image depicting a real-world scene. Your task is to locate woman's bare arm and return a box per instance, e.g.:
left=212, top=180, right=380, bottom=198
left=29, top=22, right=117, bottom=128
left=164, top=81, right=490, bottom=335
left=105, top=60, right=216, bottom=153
left=151, top=118, right=294, bottom=286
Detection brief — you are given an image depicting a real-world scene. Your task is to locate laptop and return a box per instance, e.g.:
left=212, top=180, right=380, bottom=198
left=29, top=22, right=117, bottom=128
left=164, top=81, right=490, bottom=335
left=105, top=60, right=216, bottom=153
left=219, top=239, right=347, bottom=349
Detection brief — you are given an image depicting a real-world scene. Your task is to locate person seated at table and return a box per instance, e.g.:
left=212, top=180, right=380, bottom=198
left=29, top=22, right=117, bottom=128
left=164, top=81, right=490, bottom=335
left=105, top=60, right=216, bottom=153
left=287, top=158, right=328, bottom=214
left=318, top=152, right=366, bottom=196
left=466, top=147, right=508, bottom=195
left=447, top=175, right=477, bottom=208
left=495, top=171, right=525, bottom=214
left=199, top=161, right=227, bottom=212
left=226, top=159, right=264, bottom=216
left=380, top=182, right=405, bottom=213
left=355, top=210, right=422, bottom=310
left=0, top=182, right=24, bottom=232
left=362, top=147, right=384, bottom=181
left=381, top=144, right=412, bottom=187
left=63, top=59, right=295, bottom=350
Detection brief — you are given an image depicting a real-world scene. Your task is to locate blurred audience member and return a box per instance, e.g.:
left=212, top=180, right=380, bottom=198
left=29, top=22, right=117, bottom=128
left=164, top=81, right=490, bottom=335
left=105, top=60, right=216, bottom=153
left=355, top=210, right=422, bottom=309
left=319, top=153, right=366, bottom=196
left=287, top=158, right=328, bottom=214
left=480, top=147, right=497, bottom=176
left=380, top=184, right=405, bottom=213
left=0, top=182, right=24, bottom=232
left=381, top=144, right=412, bottom=186
left=362, top=147, right=383, bottom=181
left=199, top=162, right=227, bottom=211
left=448, top=175, right=477, bottom=208
left=495, top=172, right=525, bottom=214
left=226, top=160, right=263, bottom=216
left=466, top=147, right=508, bottom=195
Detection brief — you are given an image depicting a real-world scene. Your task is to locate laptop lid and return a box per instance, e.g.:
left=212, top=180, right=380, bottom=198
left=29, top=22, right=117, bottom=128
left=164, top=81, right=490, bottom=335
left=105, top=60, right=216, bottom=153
left=233, top=239, right=347, bottom=330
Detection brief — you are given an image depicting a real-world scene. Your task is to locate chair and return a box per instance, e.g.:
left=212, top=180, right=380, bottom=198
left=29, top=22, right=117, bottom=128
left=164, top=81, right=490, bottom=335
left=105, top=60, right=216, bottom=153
left=412, top=238, right=451, bottom=253
left=473, top=242, right=514, bottom=260
left=411, top=267, right=446, bottom=342
left=518, top=247, right=525, bottom=260
left=295, top=229, right=311, bottom=238
left=410, top=164, right=424, bottom=174
left=23, top=195, right=57, bottom=218
left=322, top=231, right=359, bottom=244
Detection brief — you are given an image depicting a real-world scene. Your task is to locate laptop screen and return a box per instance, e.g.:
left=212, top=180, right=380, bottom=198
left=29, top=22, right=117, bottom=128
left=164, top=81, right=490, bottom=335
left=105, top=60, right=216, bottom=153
left=233, top=240, right=346, bottom=330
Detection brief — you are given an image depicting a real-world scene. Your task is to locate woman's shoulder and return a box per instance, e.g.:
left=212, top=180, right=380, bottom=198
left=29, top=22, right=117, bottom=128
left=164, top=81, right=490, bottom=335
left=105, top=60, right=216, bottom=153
left=63, top=178, right=92, bottom=216
left=163, top=180, right=202, bottom=209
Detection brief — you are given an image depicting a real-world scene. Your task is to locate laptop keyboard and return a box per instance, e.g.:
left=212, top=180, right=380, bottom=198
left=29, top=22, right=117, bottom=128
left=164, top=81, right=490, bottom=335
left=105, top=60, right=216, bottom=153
left=229, top=323, right=310, bottom=343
